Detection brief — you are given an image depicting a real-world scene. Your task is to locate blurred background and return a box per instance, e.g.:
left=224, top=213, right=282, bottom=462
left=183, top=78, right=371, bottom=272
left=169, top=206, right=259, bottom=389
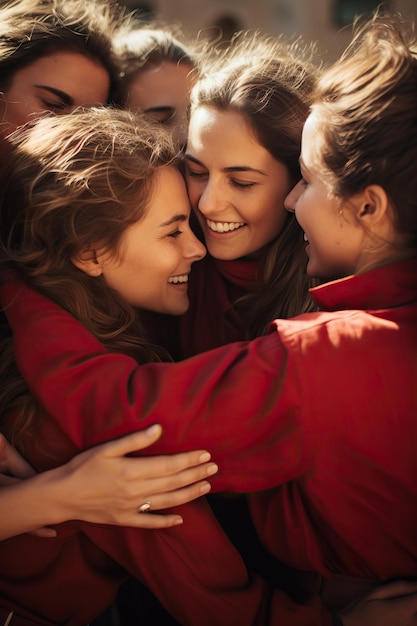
left=118, top=0, right=417, bottom=63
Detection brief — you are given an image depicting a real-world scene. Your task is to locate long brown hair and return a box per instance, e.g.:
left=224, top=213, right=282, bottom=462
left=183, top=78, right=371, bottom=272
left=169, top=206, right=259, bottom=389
left=189, top=32, right=320, bottom=337
left=0, top=106, right=181, bottom=442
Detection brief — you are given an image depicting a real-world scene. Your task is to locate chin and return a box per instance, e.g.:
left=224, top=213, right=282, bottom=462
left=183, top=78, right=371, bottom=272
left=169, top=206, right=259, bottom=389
left=166, top=301, right=190, bottom=316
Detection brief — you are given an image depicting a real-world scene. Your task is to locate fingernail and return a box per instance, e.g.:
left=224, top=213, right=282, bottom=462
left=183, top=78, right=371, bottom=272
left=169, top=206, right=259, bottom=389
left=146, top=424, right=161, bottom=436
left=206, top=463, right=218, bottom=476
left=199, top=452, right=211, bottom=463
left=200, top=482, right=212, bottom=494
left=172, top=517, right=183, bottom=525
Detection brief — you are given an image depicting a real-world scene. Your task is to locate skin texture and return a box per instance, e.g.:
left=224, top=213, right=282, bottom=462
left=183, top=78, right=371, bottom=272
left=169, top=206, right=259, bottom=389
left=184, top=107, right=291, bottom=261
left=0, top=51, right=110, bottom=138
left=73, top=166, right=206, bottom=316
left=125, top=60, right=195, bottom=148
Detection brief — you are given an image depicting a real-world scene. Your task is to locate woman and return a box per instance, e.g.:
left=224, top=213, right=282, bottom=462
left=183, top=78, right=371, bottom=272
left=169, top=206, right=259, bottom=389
left=1, top=14, right=417, bottom=626
left=112, top=22, right=202, bottom=149
left=0, top=106, right=289, bottom=626
left=0, top=0, right=122, bottom=145
left=169, top=32, right=320, bottom=360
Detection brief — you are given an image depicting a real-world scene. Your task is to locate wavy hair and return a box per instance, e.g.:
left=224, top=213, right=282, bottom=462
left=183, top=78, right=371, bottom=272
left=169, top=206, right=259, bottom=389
left=0, top=106, right=181, bottom=442
left=189, top=31, right=320, bottom=337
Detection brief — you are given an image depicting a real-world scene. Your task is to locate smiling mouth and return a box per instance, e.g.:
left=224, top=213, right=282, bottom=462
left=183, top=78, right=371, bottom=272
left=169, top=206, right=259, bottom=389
left=303, top=232, right=309, bottom=244
left=168, top=274, right=189, bottom=284
left=206, top=219, right=246, bottom=233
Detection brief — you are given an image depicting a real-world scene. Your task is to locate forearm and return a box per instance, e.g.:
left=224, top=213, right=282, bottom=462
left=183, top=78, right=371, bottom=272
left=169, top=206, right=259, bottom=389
left=0, top=466, right=69, bottom=540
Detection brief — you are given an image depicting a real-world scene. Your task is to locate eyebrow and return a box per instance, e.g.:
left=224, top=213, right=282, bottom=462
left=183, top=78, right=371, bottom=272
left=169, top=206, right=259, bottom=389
left=159, top=214, right=188, bottom=227
left=184, top=154, right=267, bottom=176
left=34, top=85, right=73, bottom=106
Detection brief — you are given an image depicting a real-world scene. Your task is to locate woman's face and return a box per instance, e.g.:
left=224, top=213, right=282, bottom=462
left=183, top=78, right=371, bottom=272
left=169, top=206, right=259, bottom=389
left=124, top=60, right=195, bottom=149
left=94, top=166, right=206, bottom=316
left=184, top=106, right=291, bottom=261
left=285, top=112, right=365, bottom=280
left=0, top=50, right=110, bottom=138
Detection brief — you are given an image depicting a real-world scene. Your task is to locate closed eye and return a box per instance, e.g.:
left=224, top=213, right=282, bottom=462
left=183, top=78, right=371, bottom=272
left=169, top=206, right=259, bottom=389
left=230, top=179, right=255, bottom=190
left=41, top=99, right=68, bottom=112
left=184, top=166, right=207, bottom=178
left=168, top=229, right=183, bottom=238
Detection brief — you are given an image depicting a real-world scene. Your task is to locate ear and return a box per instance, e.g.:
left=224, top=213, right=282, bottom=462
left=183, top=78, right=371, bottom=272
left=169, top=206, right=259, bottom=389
left=71, top=248, right=103, bottom=277
left=356, top=184, right=390, bottom=225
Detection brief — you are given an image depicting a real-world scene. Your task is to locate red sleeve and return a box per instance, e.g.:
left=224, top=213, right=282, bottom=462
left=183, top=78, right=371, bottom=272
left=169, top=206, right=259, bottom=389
left=1, top=280, right=334, bottom=626
left=82, top=504, right=333, bottom=626
left=2, top=280, right=304, bottom=493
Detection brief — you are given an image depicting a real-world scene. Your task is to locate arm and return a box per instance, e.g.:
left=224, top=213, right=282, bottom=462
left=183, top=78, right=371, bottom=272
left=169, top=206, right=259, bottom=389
left=1, top=280, right=299, bottom=491
left=1, top=288, right=413, bottom=626
left=0, top=427, right=218, bottom=540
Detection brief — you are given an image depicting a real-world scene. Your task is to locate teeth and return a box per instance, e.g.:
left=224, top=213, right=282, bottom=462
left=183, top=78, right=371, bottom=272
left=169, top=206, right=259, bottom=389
left=207, top=219, right=245, bottom=233
left=303, top=232, right=308, bottom=242
left=168, top=274, right=189, bottom=284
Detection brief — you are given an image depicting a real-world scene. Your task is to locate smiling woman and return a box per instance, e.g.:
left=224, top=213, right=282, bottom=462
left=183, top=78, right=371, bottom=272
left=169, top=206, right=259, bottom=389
left=72, top=165, right=205, bottom=316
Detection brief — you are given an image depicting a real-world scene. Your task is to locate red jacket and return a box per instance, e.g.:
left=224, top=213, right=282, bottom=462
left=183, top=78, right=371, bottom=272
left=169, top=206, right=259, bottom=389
left=178, top=255, right=260, bottom=357
left=1, top=258, right=416, bottom=624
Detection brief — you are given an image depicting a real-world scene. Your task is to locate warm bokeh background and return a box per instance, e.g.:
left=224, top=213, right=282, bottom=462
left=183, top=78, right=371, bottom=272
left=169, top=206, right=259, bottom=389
left=119, top=0, right=417, bottom=63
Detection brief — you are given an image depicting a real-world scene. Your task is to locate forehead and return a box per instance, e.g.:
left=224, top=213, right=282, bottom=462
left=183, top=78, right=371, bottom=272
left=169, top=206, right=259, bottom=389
left=143, top=166, right=191, bottom=221
left=12, top=50, right=110, bottom=104
left=187, top=106, right=271, bottom=163
left=126, top=60, right=195, bottom=108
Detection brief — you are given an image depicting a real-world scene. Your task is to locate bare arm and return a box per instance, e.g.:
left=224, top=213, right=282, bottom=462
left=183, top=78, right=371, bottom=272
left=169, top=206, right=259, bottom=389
left=0, top=427, right=218, bottom=540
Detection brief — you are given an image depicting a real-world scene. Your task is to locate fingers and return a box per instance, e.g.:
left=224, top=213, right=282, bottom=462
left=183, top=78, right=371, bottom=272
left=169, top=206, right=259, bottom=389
left=96, top=427, right=214, bottom=477
left=100, top=425, right=163, bottom=457
left=127, top=513, right=184, bottom=529
left=125, top=449, right=215, bottom=480
left=137, top=478, right=213, bottom=513
left=141, top=460, right=218, bottom=496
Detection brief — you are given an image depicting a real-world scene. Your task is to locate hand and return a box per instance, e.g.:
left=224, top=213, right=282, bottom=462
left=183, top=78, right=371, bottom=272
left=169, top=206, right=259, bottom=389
left=56, top=424, right=218, bottom=529
left=338, top=580, right=417, bottom=626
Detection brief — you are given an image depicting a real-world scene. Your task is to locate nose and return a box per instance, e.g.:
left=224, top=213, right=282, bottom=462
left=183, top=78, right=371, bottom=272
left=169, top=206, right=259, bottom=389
left=284, top=179, right=303, bottom=213
left=197, top=178, right=224, bottom=218
left=185, top=229, right=206, bottom=262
